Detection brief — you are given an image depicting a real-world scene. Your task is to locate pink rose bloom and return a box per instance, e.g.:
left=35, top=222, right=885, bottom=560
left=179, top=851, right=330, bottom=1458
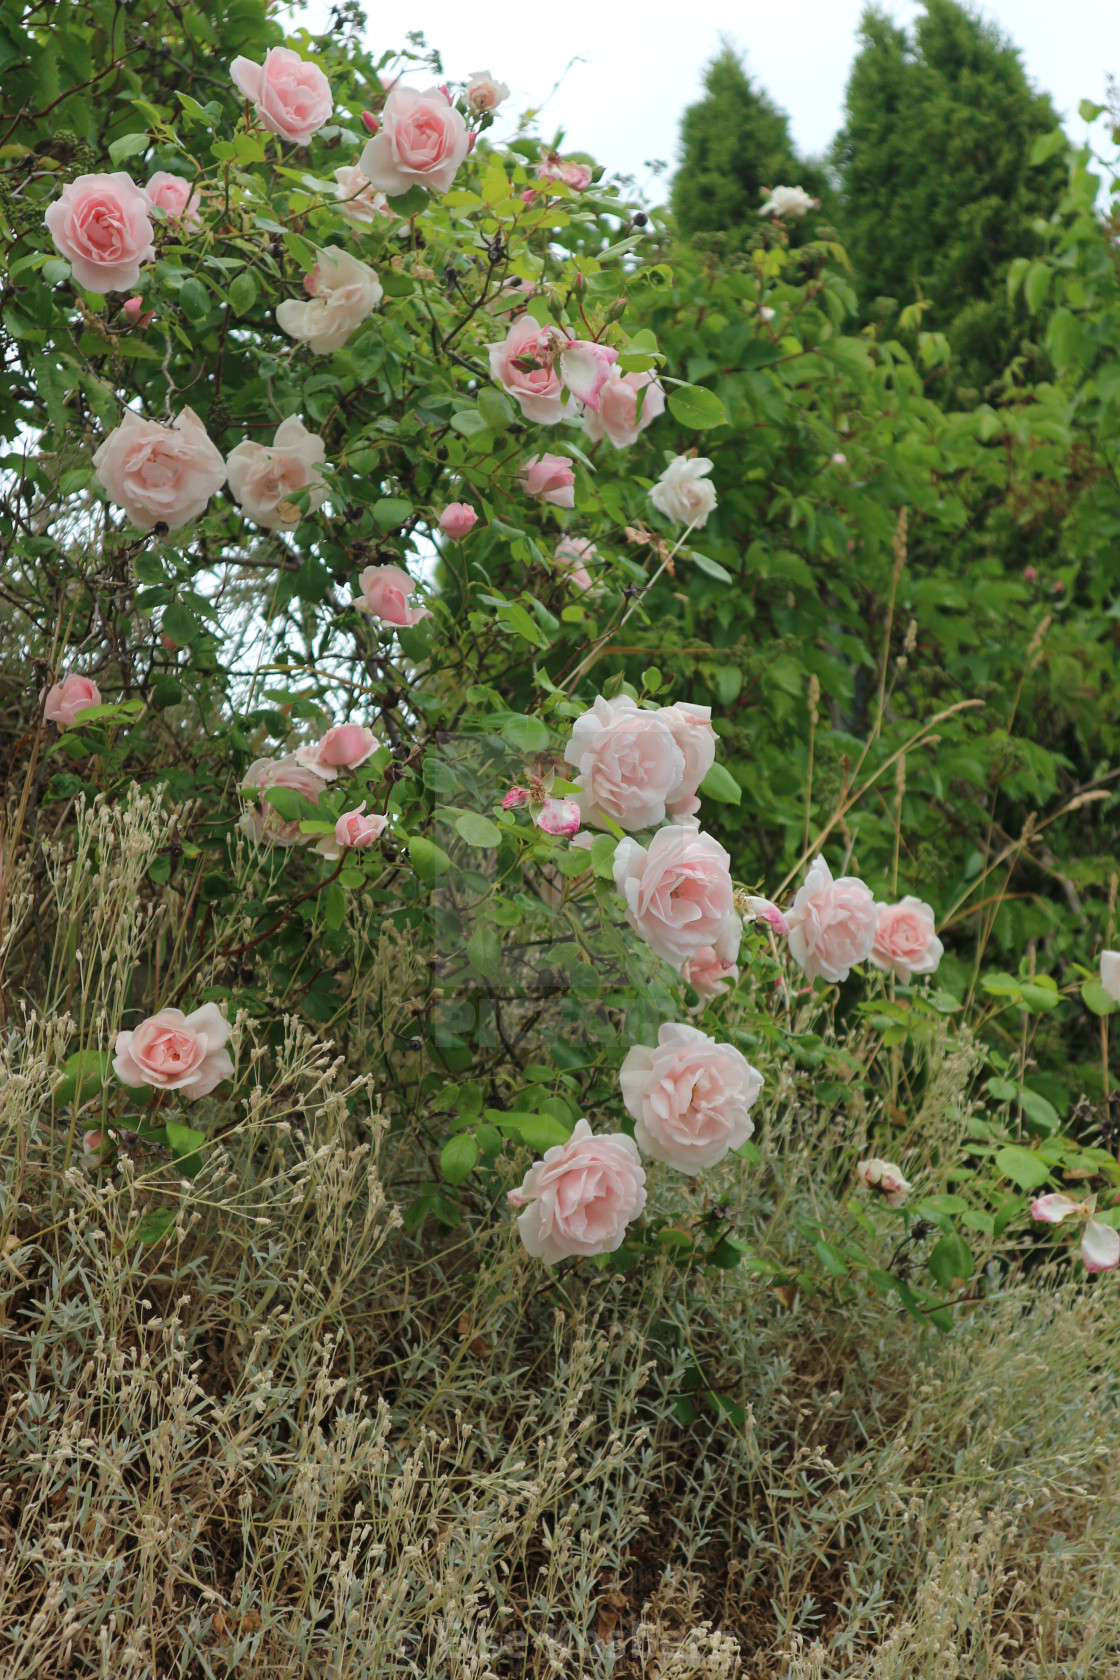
left=360, top=84, right=469, bottom=196
left=856, top=1158, right=912, bottom=1207
left=113, top=1002, right=233, bottom=1100
left=335, top=804, right=387, bottom=847
left=745, top=896, right=790, bottom=938
left=786, top=856, right=877, bottom=984
left=276, top=245, right=382, bottom=355
left=558, top=339, right=619, bottom=409
left=44, top=172, right=156, bottom=293
left=122, top=296, right=155, bottom=328
left=554, top=535, right=597, bottom=592
left=464, top=70, right=510, bottom=113
left=43, top=674, right=101, bottom=727
left=333, top=163, right=392, bottom=227
left=613, top=825, right=741, bottom=969
left=295, top=722, right=378, bottom=780
left=582, top=369, right=665, bottom=450
left=507, top=1119, right=646, bottom=1264
left=1100, top=950, right=1120, bottom=1004
left=489, top=316, right=574, bottom=425
left=680, top=945, right=739, bottom=1004
left=355, top=564, right=431, bottom=628
left=144, top=170, right=202, bottom=227
left=502, top=786, right=531, bottom=810
left=658, top=701, right=717, bottom=817
left=537, top=154, right=594, bottom=191
left=1031, top=1192, right=1120, bottom=1273
left=565, top=694, right=685, bottom=831
left=521, top=453, right=576, bottom=508
left=439, top=502, right=477, bottom=539
left=870, top=896, right=943, bottom=983
left=230, top=47, right=332, bottom=146
left=226, top=415, right=327, bottom=530
left=240, top=755, right=329, bottom=847
left=535, top=797, right=581, bottom=837
left=92, top=407, right=225, bottom=531
left=620, top=1022, right=762, bottom=1173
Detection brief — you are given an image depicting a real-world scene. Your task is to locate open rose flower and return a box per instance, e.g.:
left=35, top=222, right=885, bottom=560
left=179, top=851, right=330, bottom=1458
left=226, top=415, right=327, bottom=530
left=680, top=945, right=739, bottom=1005
left=92, top=407, right=225, bottom=531
left=230, top=47, right=332, bottom=145
left=315, top=802, right=388, bottom=860
left=43, top=673, right=101, bottom=727
left=650, top=455, right=717, bottom=528
left=620, top=1022, right=762, bottom=1174
left=464, top=71, right=509, bottom=113
left=113, top=1002, right=233, bottom=1100
left=276, top=246, right=382, bottom=354
left=1100, top=950, right=1120, bottom=1005
left=870, top=896, right=943, bottom=983
left=333, top=163, right=392, bottom=227
left=355, top=564, right=431, bottom=628
left=1031, top=1192, right=1120, bottom=1274
left=787, top=856, right=877, bottom=984
left=565, top=694, right=685, bottom=831
left=240, top=756, right=329, bottom=847
left=439, top=502, right=477, bottom=539
left=360, top=83, right=469, bottom=195
left=554, top=535, right=598, bottom=592
left=507, top=1119, right=646, bottom=1264
left=45, top=172, right=156, bottom=292
left=658, top=701, right=717, bottom=818
left=489, top=316, right=575, bottom=424
left=614, top=825, right=740, bottom=969
left=760, top=184, right=815, bottom=218
left=520, top=453, right=575, bottom=508
left=537, top=153, right=594, bottom=191
left=295, top=722, right=378, bottom=780
left=558, top=339, right=619, bottom=410
left=857, top=1158, right=912, bottom=1206
left=583, top=368, right=665, bottom=450
left=144, top=170, right=202, bottom=227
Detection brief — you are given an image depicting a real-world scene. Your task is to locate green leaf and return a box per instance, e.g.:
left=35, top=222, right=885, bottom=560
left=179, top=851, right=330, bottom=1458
left=322, top=882, right=347, bottom=931
left=1078, top=99, right=1106, bottom=122
left=385, top=184, right=428, bottom=216
left=698, top=763, right=741, bottom=805
left=164, top=1120, right=207, bottom=1178
left=408, top=835, right=451, bottom=884
left=55, top=1048, right=112, bottom=1108
left=589, top=834, right=617, bottom=879
left=135, top=1208, right=176, bottom=1245
left=516, top=1113, right=572, bottom=1150
left=228, top=269, right=257, bottom=316
left=994, top=1145, right=1051, bottom=1190
left=667, top=384, right=728, bottom=430
left=161, top=603, right=200, bottom=644
left=440, top=1132, right=479, bottom=1185
left=477, top=387, right=514, bottom=430
left=707, top=1391, right=746, bottom=1427
left=466, top=924, right=501, bottom=977
left=928, top=1233, right=974, bottom=1289
left=498, top=713, right=550, bottom=753
left=690, top=550, right=733, bottom=583
left=1019, top=1088, right=1060, bottom=1135
left=178, top=277, right=211, bottom=321
left=1082, top=978, right=1119, bottom=1017
left=107, top=131, right=149, bottom=165
left=455, top=812, right=502, bottom=848
left=373, top=497, right=413, bottom=531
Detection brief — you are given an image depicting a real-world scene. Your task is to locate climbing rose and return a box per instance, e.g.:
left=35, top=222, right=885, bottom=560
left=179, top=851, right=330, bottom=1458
left=92, top=407, right=225, bottom=531
left=489, top=316, right=574, bottom=424
left=1031, top=1192, right=1120, bottom=1274
left=613, top=825, right=740, bottom=969
left=43, top=674, right=101, bottom=727
left=520, top=453, right=575, bottom=507
left=276, top=246, right=382, bottom=354
left=439, top=502, right=477, bottom=539
left=745, top=897, right=790, bottom=937
left=658, top=701, right=717, bottom=818
left=355, top=565, right=431, bottom=627
left=313, top=802, right=388, bottom=860
left=870, top=896, right=943, bottom=983
left=535, top=797, right=581, bottom=837
left=620, top=1023, right=762, bottom=1174
left=537, top=154, right=593, bottom=190
left=240, top=756, right=328, bottom=847
left=582, top=369, right=665, bottom=450
left=558, top=339, right=618, bottom=409
left=113, top=1003, right=233, bottom=1100
left=333, top=164, right=392, bottom=226
left=226, top=415, right=327, bottom=530
left=45, top=172, right=156, bottom=292
left=230, top=47, right=332, bottom=145
left=856, top=1158, right=911, bottom=1206
left=680, top=945, right=739, bottom=1004
left=360, top=84, right=469, bottom=195
left=553, top=535, right=597, bottom=592
left=759, top=184, right=815, bottom=218
left=464, top=71, right=509, bottom=112
left=649, top=456, right=717, bottom=527
left=786, top=856, right=877, bottom=984
left=144, top=171, right=202, bottom=226
left=507, top=1119, right=646, bottom=1264
left=564, top=694, right=686, bottom=831
left=295, top=723, right=378, bottom=779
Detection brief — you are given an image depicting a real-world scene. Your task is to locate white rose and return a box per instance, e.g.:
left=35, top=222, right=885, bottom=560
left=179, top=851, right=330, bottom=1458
left=226, top=416, right=327, bottom=529
left=649, top=456, right=717, bottom=528
left=759, top=184, right=815, bottom=218
left=464, top=70, right=510, bottom=113
left=276, top=246, right=382, bottom=354
left=333, top=164, right=392, bottom=227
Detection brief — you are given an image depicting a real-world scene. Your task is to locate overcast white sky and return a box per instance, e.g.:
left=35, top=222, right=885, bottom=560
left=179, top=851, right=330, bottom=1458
left=298, top=0, right=1118, bottom=194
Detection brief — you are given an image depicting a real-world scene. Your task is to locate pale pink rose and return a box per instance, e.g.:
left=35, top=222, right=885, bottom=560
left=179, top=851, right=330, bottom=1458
left=43, top=674, right=101, bottom=727
left=535, top=797, right=581, bottom=837
left=1100, top=951, right=1120, bottom=1004
left=502, top=785, right=531, bottom=810
left=521, top=453, right=575, bottom=508
left=82, top=1130, right=108, bottom=1153
left=650, top=455, right=717, bottom=527
left=830, top=452, right=847, bottom=466
left=295, top=722, right=378, bottom=779
left=620, top=1022, right=762, bottom=1174
left=465, top=70, right=510, bottom=113
left=680, top=945, right=739, bottom=1004
left=113, top=1002, right=233, bottom=1100
left=144, top=170, right=202, bottom=227
left=745, top=896, right=790, bottom=937
left=360, top=84, right=469, bottom=196
left=240, top=755, right=329, bottom=847
left=355, top=564, right=432, bottom=627
left=565, top=695, right=685, bottom=831
left=333, top=163, right=392, bottom=226
left=507, top=1118, right=646, bottom=1264
left=1031, top=1192, right=1088, bottom=1224
left=537, top=154, right=594, bottom=191
left=554, top=535, right=597, bottom=592
left=276, top=245, right=382, bottom=354
left=1030, top=1192, right=1120, bottom=1273
left=870, top=896, right=943, bottom=983
left=334, top=803, right=387, bottom=849
left=439, top=502, right=477, bottom=539
left=758, top=305, right=776, bottom=322
left=489, top=316, right=573, bottom=425
left=582, top=369, right=665, bottom=450
left=558, top=339, right=619, bottom=409
left=856, top=1158, right=912, bottom=1207
left=122, top=296, right=155, bottom=328
left=613, top=825, right=741, bottom=969
left=226, top=415, right=327, bottom=530
left=92, top=407, right=225, bottom=531
left=230, top=47, right=332, bottom=145
left=44, top=172, right=156, bottom=292
left=786, top=856, right=877, bottom=984
left=658, top=702, right=717, bottom=817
